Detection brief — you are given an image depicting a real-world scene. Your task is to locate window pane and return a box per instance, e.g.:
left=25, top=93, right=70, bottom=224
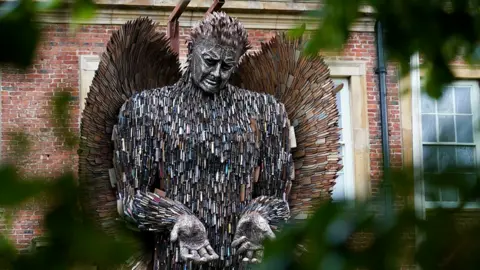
left=437, top=87, right=454, bottom=113
left=438, top=115, right=455, bottom=142
left=332, top=173, right=345, bottom=200
left=421, top=82, right=479, bottom=205
left=338, top=120, right=343, bottom=141
left=422, top=114, right=437, bottom=142
left=456, top=115, right=473, bottom=143
left=336, top=92, right=343, bottom=141
left=423, top=146, right=437, bottom=172
left=421, top=93, right=435, bottom=113
left=423, top=173, right=439, bottom=202
left=465, top=174, right=478, bottom=202
left=336, top=92, right=342, bottom=113
left=338, top=146, right=344, bottom=167
left=332, top=78, right=351, bottom=202
left=441, top=187, right=458, bottom=202
left=456, top=147, right=475, bottom=168
left=455, top=87, right=471, bottom=114
left=335, top=145, right=345, bottom=200
left=438, top=146, right=456, bottom=171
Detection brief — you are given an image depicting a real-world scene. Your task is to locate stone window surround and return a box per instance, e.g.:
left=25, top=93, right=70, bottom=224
left=327, top=60, right=371, bottom=201
left=408, top=54, right=480, bottom=218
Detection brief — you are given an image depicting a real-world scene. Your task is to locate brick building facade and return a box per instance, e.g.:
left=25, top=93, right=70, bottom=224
left=0, top=1, right=453, bottom=264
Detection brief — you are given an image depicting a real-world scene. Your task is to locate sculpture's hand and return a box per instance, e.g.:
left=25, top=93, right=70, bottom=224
left=232, top=212, right=275, bottom=263
left=170, top=215, right=219, bottom=264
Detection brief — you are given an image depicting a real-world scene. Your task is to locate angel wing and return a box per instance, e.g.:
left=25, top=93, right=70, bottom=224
left=231, top=33, right=343, bottom=216
left=78, top=17, right=181, bottom=268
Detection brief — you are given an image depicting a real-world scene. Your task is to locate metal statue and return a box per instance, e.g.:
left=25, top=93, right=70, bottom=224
left=112, top=12, right=292, bottom=268
left=79, top=11, right=341, bottom=270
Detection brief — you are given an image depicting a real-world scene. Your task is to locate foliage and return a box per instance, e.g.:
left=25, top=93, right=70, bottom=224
left=52, top=89, right=80, bottom=149
left=0, top=168, right=137, bottom=270
left=0, top=0, right=96, bottom=68
left=0, top=91, right=138, bottom=269
left=1, top=0, right=480, bottom=270
left=272, top=1, right=480, bottom=268
left=257, top=168, right=480, bottom=270
left=0, top=0, right=124, bottom=265
left=264, top=1, right=480, bottom=268
left=292, top=0, right=480, bottom=99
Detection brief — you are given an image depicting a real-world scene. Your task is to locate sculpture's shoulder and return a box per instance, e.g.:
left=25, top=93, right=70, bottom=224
left=228, top=85, right=287, bottom=116
left=115, top=85, right=174, bottom=136
left=118, top=85, right=173, bottom=116
left=123, top=85, right=172, bottom=107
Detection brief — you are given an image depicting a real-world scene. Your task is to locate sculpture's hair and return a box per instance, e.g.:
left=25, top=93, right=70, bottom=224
left=187, top=11, right=251, bottom=57
left=178, top=11, right=251, bottom=82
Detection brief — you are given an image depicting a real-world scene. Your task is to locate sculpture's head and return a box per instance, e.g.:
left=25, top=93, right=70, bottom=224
left=187, top=12, right=250, bottom=94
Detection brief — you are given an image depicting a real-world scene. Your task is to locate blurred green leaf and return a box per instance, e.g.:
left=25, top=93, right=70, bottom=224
left=258, top=166, right=480, bottom=270
left=304, top=0, right=361, bottom=56
left=8, top=131, right=31, bottom=159
left=0, top=0, right=41, bottom=68
left=287, top=23, right=307, bottom=40
left=301, top=0, right=480, bottom=98
left=72, top=0, right=96, bottom=21
left=0, top=165, right=48, bottom=206
left=35, top=0, right=62, bottom=11
left=0, top=0, right=97, bottom=68
left=51, top=89, right=79, bottom=149
left=0, top=234, right=16, bottom=269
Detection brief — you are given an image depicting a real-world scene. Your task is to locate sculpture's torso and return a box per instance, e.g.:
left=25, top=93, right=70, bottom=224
left=113, top=82, right=289, bottom=269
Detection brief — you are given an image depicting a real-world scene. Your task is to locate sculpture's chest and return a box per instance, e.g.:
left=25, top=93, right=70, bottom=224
left=162, top=93, right=262, bottom=167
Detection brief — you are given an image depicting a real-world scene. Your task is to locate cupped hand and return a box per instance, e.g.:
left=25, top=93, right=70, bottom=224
left=170, top=215, right=219, bottom=264
left=232, top=212, right=275, bottom=263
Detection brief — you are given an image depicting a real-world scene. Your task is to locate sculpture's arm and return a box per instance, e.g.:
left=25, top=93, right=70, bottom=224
left=233, top=98, right=294, bottom=263
left=232, top=196, right=290, bottom=262
left=126, top=191, right=193, bottom=231
left=250, top=98, right=294, bottom=222
left=128, top=192, right=219, bottom=263
left=257, top=98, right=294, bottom=200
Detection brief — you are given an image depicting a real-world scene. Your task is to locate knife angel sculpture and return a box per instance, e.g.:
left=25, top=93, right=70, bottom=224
left=78, top=12, right=341, bottom=270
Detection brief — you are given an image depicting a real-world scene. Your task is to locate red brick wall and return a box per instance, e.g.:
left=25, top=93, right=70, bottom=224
left=327, top=32, right=403, bottom=188
left=1, top=24, right=119, bottom=251
left=326, top=33, right=413, bottom=267
left=0, top=23, right=403, bottom=252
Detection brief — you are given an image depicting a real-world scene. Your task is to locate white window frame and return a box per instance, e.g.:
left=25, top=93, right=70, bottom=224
left=412, top=72, right=480, bottom=210
left=179, top=56, right=188, bottom=71
left=79, top=55, right=100, bottom=113
left=332, top=78, right=356, bottom=201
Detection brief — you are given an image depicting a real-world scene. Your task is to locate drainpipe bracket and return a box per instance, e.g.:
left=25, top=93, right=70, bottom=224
left=374, top=67, right=387, bottom=74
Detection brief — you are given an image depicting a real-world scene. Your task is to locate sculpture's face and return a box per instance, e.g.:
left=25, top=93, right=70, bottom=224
left=191, top=39, right=239, bottom=94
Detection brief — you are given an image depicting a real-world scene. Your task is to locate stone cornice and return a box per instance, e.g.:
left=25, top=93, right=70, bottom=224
left=33, top=2, right=375, bottom=32
left=95, top=0, right=321, bottom=13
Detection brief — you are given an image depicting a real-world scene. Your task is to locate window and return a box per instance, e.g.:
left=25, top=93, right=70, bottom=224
left=420, top=80, right=480, bottom=208
left=332, top=78, right=355, bottom=201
